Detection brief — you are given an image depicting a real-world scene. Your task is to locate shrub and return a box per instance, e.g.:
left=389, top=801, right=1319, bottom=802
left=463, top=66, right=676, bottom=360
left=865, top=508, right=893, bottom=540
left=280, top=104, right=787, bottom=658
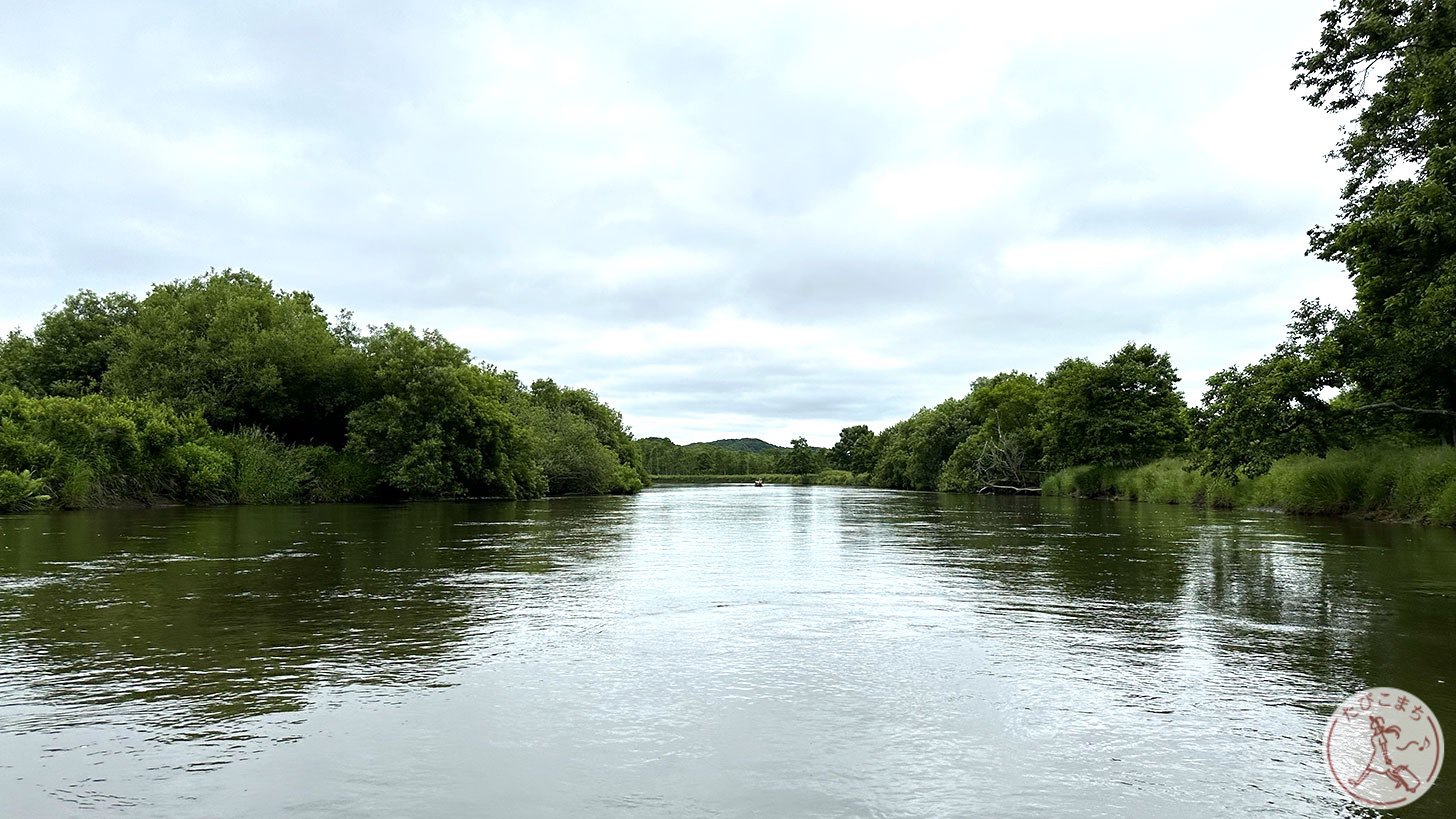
left=168, top=442, right=234, bottom=503
left=0, top=469, right=51, bottom=512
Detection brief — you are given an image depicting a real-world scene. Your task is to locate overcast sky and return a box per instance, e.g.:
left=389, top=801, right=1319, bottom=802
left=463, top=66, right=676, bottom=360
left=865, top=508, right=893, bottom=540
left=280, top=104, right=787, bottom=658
left=0, top=0, right=1353, bottom=446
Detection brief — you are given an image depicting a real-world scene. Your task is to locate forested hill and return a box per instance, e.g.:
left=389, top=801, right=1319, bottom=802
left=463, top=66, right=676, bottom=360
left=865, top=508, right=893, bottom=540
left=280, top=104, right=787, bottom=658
left=639, top=436, right=827, bottom=476
left=697, top=438, right=783, bottom=453
left=0, top=270, right=649, bottom=512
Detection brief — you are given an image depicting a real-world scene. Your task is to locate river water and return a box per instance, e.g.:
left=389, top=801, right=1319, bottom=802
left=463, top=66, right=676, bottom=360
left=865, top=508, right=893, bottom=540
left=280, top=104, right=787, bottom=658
left=1, top=485, right=1453, bottom=817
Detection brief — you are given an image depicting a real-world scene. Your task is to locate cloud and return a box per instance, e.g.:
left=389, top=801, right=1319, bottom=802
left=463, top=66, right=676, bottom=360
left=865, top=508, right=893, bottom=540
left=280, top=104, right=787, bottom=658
left=0, top=0, right=1351, bottom=446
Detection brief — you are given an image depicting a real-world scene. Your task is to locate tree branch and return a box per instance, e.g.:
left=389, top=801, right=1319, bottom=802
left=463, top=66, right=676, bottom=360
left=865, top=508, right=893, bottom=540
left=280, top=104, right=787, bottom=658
left=1354, top=401, right=1456, bottom=418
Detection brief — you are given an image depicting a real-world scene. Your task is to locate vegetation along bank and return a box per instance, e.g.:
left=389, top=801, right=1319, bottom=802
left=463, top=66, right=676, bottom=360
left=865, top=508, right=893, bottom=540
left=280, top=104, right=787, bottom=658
left=0, top=270, right=648, bottom=512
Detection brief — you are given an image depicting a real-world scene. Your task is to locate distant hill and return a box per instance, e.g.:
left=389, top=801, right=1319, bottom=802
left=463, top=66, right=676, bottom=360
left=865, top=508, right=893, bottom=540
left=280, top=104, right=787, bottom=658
left=696, top=437, right=783, bottom=453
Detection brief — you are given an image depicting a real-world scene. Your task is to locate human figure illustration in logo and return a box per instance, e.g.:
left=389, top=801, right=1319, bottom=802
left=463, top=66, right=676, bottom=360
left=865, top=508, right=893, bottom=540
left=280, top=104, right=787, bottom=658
left=1349, top=715, right=1423, bottom=793
left=1324, top=686, right=1443, bottom=808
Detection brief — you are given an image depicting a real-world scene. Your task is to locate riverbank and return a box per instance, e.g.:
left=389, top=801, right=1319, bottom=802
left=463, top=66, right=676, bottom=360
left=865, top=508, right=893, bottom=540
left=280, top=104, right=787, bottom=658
left=1041, top=446, right=1456, bottom=526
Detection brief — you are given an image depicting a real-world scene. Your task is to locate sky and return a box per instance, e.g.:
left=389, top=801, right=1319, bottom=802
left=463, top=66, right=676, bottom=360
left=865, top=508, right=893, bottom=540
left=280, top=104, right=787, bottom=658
left=0, top=0, right=1355, bottom=447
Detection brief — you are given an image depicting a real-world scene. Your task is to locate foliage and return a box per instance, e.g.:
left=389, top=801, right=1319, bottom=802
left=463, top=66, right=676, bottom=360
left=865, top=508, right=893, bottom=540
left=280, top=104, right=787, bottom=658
left=1044, top=446, right=1456, bottom=526
left=345, top=326, right=544, bottom=499
left=780, top=436, right=823, bottom=475
left=1189, top=301, right=1353, bottom=479
left=829, top=424, right=878, bottom=473
left=214, top=428, right=313, bottom=504
left=0, top=274, right=646, bottom=513
left=1294, top=0, right=1456, bottom=441
left=517, top=403, right=637, bottom=495
left=939, top=372, right=1046, bottom=491
left=0, top=469, right=51, bottom=512
left=167, top=442, right=235, bottom=504
left=0, top=331, right=37, bottom=392
left=525, top=378, right=648, bottom=491
left=870, top=396, right=979, bottom=490
left=0, top=290, right=138, bottom=396
left=1244, top=445, right=1456, bottom=524
left=105, top=269, right=360, bottom=443
left=1042, top=460, right=1236, bottom=508
left=1041, top=343, right=1188, bottom=469
left=0, top=386, right=215, bottom=507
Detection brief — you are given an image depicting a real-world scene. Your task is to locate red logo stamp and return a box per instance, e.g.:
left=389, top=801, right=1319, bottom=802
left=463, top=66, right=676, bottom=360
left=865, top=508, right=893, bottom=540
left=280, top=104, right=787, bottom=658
left=1324, top=687, right=1443, bottom=808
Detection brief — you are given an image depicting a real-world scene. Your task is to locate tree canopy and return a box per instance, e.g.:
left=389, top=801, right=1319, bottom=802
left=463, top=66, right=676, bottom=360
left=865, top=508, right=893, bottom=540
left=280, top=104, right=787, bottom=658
left=1294, top=0, right=1456, bottom=440
left=0, top=272, right=648, bottom=511
left=104, top=270, right=357, bottom=442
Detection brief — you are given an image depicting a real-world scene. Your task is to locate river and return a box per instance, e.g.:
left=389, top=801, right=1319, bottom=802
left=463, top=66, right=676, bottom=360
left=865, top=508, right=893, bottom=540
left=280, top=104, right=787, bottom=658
left=1, top=485, right=1454, bottom=817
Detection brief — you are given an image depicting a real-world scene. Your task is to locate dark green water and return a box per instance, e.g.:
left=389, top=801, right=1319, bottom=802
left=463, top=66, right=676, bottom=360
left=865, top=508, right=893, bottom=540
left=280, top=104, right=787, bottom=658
left=1, top=485, right=1454, bottom=817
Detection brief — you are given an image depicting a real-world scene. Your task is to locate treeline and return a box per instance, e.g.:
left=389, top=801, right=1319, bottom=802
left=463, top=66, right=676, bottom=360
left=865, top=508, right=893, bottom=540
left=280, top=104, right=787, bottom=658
left=822, top=342, right=1194, bottom=492
left=821, top=319, right=1452, bottom=523
left=639, top=436, right=829, bottom=476
left=0, top=270, right=648, bottom=512
left=813, top=2, right=1456, bottom=525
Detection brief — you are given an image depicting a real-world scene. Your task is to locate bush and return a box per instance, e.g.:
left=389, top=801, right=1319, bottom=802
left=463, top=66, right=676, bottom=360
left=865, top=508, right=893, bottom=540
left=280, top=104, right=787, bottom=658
left=0, top=387, right=208, bottom=507
left=168, top=442, right=234, bottom=503
left=295, top=445, right=380, bottom=503
left=0, top=469, right=51, bottom=512
left=216, top=428, right=309, bottom=504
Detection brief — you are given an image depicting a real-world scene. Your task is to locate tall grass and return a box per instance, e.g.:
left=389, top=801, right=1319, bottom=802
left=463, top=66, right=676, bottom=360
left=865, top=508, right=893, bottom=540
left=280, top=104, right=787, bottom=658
left=1040, top=459, right=1236, bottom=508
left=216, top=429, right=381, bottom=504
left=1042, top=446, right=1456, bottom=525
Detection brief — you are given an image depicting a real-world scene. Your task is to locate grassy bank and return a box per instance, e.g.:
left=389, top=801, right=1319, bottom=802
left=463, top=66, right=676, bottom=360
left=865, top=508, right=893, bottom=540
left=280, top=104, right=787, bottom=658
left=1041, top=446, right=1456, bottom=526
left=652, top=470, right=866, bottom=486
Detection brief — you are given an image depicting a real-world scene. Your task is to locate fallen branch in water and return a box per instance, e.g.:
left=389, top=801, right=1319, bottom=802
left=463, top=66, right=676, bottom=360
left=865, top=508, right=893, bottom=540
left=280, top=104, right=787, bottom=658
left=978, top=484, right=1041, bottom=494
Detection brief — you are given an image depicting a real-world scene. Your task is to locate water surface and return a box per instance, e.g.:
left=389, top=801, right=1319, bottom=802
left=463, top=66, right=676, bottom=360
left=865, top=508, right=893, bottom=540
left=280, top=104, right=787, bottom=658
left=2, top=485, right=1454, bottom=816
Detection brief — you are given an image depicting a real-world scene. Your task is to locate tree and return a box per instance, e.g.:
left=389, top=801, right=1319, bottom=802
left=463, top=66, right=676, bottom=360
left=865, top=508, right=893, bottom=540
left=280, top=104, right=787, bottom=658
left=105, top=270, right=359, bottom=442
left=780, top=436, right=822, bottom=475
left=1189, top=301, right=1353, bottom=479
left=829, top=424, right=878, bottom=473
left=344, top=326, right=543, bottom=499
left=1041, top=343, right=1188, bottom=468
left=0, top=290, right=139, bottom=396
left=939, top=371, right=1046, bottom=490
left=517, top=378, right=647, bottom=493
left=1294, top=0, right=1456, bottom=440
left=0, top=331, right=38, bottom=392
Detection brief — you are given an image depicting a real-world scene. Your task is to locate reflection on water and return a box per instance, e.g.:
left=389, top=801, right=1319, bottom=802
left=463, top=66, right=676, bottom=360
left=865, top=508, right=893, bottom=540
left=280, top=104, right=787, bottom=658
left=1, top=487, right=1453, bottom=817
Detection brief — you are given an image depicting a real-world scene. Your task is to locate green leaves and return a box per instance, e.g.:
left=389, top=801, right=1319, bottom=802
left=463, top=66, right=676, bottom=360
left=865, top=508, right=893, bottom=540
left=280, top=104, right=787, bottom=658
left=105, top=269, right=357, bottom=442
left=830, top=425, right=878, bottom=473
left=1041, top=344, right=1187, bottom=470
left=1188, top=301, right=1353, bottom=480
left=0, top=469, right=50, bottom=512
left=0, top=273, right=647, bottom=512
left=1294, top=1, right=1456, bottom=440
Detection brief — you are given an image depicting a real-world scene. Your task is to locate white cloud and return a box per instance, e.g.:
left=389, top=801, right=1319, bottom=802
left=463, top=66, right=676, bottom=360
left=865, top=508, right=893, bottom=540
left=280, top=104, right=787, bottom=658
left=0, top=0, right=1352, bottom=446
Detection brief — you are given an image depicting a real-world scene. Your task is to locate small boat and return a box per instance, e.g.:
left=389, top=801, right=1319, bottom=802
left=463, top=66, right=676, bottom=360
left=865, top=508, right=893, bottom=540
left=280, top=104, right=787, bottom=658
left=753, top=479, right=764, bottom=487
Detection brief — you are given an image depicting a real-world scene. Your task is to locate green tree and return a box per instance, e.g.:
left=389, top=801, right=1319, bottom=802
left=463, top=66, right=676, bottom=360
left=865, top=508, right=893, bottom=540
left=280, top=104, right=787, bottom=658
left=1294, top=0, right=1456, bottom=440
left=516, top=378, right=646, bottom=493
left=780, top=436, right=822, bottom=475
left=105, top=270, right=359, bottom=443
left=1042, top=343, right=1188, bottom=468
left=344, top=326, right=543, bottom=499
left=26, top=290, right=139, bottom=396
left=829, top=424, right=878, bottom=473
left=939, top=371, right=1046, bottom=490
left=1189, top=301, right=1353, bottom=479
left=0, top=331, right=37, bottom=392
left=867, top=397, right=978, bottom=490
